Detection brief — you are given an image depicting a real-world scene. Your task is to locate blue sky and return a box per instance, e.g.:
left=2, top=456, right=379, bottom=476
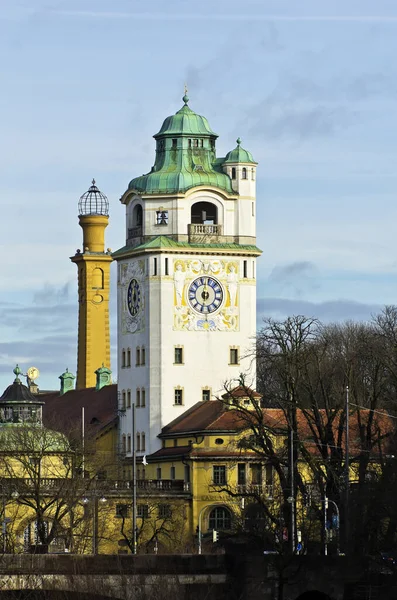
left=1, top=0, right=397, bottom=391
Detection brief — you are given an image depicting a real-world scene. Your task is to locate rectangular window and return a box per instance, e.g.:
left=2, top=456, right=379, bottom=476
left=238, top=463, right=246, bottom=486
left=141, top=432, right=146, bottom=452
left=213, top=465, right=226, bottom=485
left=252, top=202, right=255, bottom=216
left=251, top=464, right=262, bottom=485
left=243, top=260, right=248, bottom=278
left=127, top=390, right=131, bottom=409
left=174, top=347, right=183, bottom=364
left=122, top=350, right=126, bottom=368
left=136, top=388, right=141, bottom=407
left=165, top=257, right=169, bottom=275
left=170, top=466, right=176, bottom=480
left=156, top=210, right=168, bottom=225
left=141, top=347, right=146, bottom=365
left=158, top=504, right=172, bottom=519
left=141, top=388, right=146, bottom=407
left=153, top=257, right=157, bottom=276
left=184, top=465, right=190, bottom=484
left=122, top=435, right=126, bottom=454
left=230, top=348, right=239, bottom=365
left=172, top=139, right=177, bottom=148
left=121, top=391, right=126, bottom=410
left=202, top=389, right=211, bottom=401
left=137, top=504, right=149, bottom=519
left=174, top=389, right=183, bottom=405
left=252, top=260, right=255, bottom=279
left=136, top=347, right=140, bottom=366
left=115, top=504, right=129, bottom=518
left=127, top=348, right=131, bottom=367
left=136, top=433, right=141, bottom=452
left=127, top=435, right=131, bottom=453
left=156, top=467, right=162, bottom=480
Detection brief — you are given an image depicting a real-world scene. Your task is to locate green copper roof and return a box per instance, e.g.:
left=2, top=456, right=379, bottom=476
left=113, top=236, right=262, bottom=258
left=223, top=138, right=257, bottom=164
left=154, top=95, right=217, bottom=138
left=127, top=96, right=236, bottom=196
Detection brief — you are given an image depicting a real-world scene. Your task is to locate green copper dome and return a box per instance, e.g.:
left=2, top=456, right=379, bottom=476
left=154, top=96, right=217, bottom=138
left=128, top=96, right=236, bottom=196
left=223, top=138, right=257, bottom=164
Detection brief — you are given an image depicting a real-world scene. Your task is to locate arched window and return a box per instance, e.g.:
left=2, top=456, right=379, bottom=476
left=251, top=168, right=255, bottom=181
left=92, top=268, right=104, bottom=289
left=133, top=204, right=143, bottom=227
left=231, top=167, right=236, bottom=180
left=242, top=167, right=247, bottom=179
left=191, top=201, right=217, bottom=225
left=208, top=506, right=231, bottom=530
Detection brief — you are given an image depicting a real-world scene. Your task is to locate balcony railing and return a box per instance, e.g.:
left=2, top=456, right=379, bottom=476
left=9, top=478, right=191, bottom=496
left=128, top=226, right=142, bottom=239
left=188, top=223, right=222, bottom=239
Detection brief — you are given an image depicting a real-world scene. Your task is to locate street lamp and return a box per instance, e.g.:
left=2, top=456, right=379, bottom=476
left=82, top=494, right=107, bottom=554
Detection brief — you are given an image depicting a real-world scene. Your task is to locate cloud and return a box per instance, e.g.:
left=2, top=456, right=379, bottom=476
left=268, top=261, right=320, bottom=297
left=33, top=282, right=71, bottom=306
left=257, top=297, right=382, bottom=323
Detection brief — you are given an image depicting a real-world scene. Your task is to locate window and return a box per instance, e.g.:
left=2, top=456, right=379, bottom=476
left=193, top=139, right=199, bottom=148
left=158, top=504, right=172, bottom=519
left=141, top=388, right=146, bottom=407
left=251, top=168, right=255, bottom=181
left=156, top=210, right=168, bottom=225
left=127, top=348, right=131, bottom=367
left=127, top=435, right=131, bottom=453
left=230, top=348, right=239, bottom=365
left=252, top=202, right=255, bottom=217
left=141, top=347, right=146, bottom=365
left=243, top=260, right=248, bottom=278
left=172, top=139, right=177, bottom=148
left=156, top=467, right=162, bottom=480
left=127, top=389, right=131, bottom=409
left=153, top=257, right=157, bottom=276
left=188, top=139, right=192, bottom=148
left=133, top=204, right=143, bottom=227
left=136, top=347, right=140, bottom=366
left=136, top=433, right=141, bottom=452
left=165, top=257, right=169, bottom=275
left=251, top=464, right=262, bottom=485
left=242, top=167, right=247, bottom=179
left=174, top=439, right=178, bottom=447
left=137, top=504, right=149, bottom=519
left=121, top=390, right=126, bottom=410
left=115, top=504, right=129, bottom=518
left=174, top=347, right=183, bottom=364
left=184, top=465, right=190, bottom=483
left=121, top=435, right=126, bottom=454
left=202, top=389, right=211, bottom=402
left=141, top=432, right=146, bottom=452
left=231, top=167, right=236, bottom=180
left=122, top=349, right=126, bottom=368
left=215, top=438, right=224, bottom=445
left=252, top=260, right=255, bottom=279
left=174, top=389, right=183, bottom=405
left=265, top=464, right=273, bottom=496
left=136, top=388, right=141, bottom=407
left=213, top=465, right=226, bottom=485
left=238, top=463, right=246, bottom=486
left=170, top=466, right=176, bottom=480
left=209, top=507, right=231, bottom=530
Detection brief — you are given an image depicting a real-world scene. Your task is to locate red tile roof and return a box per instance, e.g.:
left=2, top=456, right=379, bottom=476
left=40, top=384, right=118, bottom=440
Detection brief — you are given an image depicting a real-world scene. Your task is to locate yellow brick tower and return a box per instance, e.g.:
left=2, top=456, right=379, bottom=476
left=71, top=180, right=113, bottom=389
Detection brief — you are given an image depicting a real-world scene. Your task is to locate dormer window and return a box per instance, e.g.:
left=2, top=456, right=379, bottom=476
left=242, top=167, right=247, bottom=179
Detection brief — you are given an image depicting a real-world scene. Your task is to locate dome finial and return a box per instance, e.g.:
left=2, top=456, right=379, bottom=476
left=236, top=137, right=241, bottom=146
left=183, top=83, right=189, bottom=105
left=92, top=178, right=96, bottom=186
left=13, top=364, right=22, bottom=383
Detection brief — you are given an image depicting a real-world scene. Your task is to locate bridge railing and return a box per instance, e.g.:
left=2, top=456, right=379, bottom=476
left=9, top=478, right=191, bottom=496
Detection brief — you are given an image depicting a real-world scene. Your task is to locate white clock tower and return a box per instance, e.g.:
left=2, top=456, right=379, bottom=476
left=113, top=94, right=261, bottom=456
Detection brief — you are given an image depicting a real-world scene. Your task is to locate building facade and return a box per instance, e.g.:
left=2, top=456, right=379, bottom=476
left=113, top=94, right=261, bottom=455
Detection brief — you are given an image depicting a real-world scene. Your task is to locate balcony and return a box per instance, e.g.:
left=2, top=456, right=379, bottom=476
left=127, top=226, right=143, bottom=247
left=188, top=223, right=223, bottom=243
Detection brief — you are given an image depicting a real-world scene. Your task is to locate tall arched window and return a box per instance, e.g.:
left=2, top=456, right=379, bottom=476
left=208, top=506, right=231, bottom=530
left=133, top=204, right=143, bottom=227
left=92, top=268, right=104, bottom=289
left=242, top=167, right=247, bottom=179
left=231, top=167, right=236, bottom=180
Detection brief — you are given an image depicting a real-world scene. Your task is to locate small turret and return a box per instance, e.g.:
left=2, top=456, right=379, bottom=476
left=95, top=365, right=112, bottom=391
left=223, top=138, right=257, bottom=194
left=59, top=368, right=75, bottom=395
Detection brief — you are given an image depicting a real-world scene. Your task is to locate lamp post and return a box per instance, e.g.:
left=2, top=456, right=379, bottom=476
left=82, top=493, right=107, bottom=554
left=344, top=385, right=350, bottom=555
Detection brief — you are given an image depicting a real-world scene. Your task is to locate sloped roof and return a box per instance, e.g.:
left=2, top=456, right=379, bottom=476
left=40, top=384, right=118, bottom=439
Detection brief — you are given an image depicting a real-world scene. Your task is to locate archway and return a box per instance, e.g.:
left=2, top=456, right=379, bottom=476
left=133, top=204, right=143, bottom=227
left=191, top=201, right=217, bottom=224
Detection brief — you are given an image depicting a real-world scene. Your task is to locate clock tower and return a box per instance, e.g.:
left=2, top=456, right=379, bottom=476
left=113, top=94, right=261, bottom=455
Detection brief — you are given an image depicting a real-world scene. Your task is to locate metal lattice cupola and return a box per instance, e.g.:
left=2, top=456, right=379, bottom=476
left=78, top=179, right=109, bottom=216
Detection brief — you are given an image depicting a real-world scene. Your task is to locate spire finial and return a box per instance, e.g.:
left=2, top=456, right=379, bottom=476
left=92, top=178, right=96, bottom=186
left=183, top=84, right=189, bottom=105
left=13, top=364, right=22, bottom=383
left=236, top=137, right=241, bottom=146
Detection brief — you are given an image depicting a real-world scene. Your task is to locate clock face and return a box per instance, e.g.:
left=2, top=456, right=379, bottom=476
left=127, top=278, right=141, bottom=316
left=188, top=276, right=224, bottom=314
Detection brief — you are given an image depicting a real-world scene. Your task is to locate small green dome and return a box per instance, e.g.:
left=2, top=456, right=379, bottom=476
left=223, top=138, right=257, bottom=164
left=154, top=100, right=218, bottom=138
